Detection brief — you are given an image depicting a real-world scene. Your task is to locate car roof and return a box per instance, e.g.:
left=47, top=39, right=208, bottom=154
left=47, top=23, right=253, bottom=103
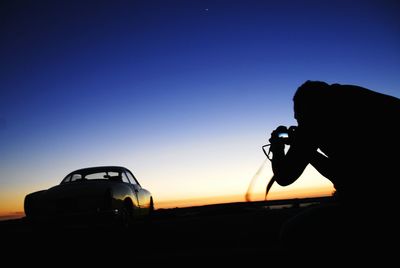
left=69, top=166, right=129, bottom=175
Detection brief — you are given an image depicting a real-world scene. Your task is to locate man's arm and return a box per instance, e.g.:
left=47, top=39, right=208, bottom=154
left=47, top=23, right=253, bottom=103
left=309, top=150, right=334, bottom=179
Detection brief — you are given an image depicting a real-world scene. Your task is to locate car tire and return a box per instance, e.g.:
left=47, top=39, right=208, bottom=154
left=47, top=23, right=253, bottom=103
left=119, top=200, right=134, bottom=229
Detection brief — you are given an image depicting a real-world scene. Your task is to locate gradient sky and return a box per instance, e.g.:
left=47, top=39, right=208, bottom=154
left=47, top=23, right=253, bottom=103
left=1, top=0, right=399, bottom=216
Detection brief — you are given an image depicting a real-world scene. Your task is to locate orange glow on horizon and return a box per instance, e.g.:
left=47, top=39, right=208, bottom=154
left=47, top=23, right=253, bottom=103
left=0, top=192, right=25, bottom=218
left=0, top=186, right=334, bottom=220
left=153, top=185, right=334, bottom=209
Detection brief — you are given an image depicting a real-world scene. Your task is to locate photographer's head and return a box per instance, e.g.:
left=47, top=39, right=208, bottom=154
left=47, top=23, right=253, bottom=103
left=293, top=80, right=331, bottom=124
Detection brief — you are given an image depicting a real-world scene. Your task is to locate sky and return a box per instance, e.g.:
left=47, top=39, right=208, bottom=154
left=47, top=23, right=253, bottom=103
left=1, top=0, right=399, bottom=217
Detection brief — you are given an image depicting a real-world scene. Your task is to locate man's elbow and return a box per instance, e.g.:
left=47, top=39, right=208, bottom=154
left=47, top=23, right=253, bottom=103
left=273, top=171, right=299, bottom=186
left=275, top=177, right=293, bottom=187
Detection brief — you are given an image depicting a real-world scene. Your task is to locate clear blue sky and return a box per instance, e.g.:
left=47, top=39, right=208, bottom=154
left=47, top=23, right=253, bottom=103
left=1, top=0, right=399, bottom=214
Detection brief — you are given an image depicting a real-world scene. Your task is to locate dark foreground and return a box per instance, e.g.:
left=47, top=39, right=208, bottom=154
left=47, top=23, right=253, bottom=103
left=2, top=197, right=396, bottom=263
left=0, top=197, right=336, bottom=260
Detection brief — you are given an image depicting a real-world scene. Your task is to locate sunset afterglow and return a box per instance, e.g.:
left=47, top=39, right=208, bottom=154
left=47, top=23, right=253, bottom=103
left=1, top=0, right=399, bottom=220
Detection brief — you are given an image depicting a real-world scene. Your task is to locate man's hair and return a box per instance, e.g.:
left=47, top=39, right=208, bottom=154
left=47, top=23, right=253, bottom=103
left=293, top=80, right=330, bottom=104
left=292, top=80, right=333, bottom=120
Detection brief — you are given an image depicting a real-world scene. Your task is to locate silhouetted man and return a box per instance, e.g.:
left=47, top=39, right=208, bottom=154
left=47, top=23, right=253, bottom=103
left=268, top=80, right=400, bottom=252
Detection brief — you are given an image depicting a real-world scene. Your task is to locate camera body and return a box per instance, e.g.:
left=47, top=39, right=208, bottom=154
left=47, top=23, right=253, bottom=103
left=277, top=126, right=297, bottom=145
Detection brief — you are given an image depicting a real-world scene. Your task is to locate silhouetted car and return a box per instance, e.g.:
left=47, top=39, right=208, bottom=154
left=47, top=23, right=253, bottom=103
left=24, top=166, right=154, bottom=226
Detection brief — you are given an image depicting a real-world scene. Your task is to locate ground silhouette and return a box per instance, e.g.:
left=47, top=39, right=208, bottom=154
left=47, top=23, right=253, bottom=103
left=0, top=197, right=332, bottom=260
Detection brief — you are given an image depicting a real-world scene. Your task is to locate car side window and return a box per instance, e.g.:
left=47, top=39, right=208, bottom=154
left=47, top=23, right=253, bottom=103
left=71, top=174, right=82, bottom=182
left=125, top=171, right=138, bottom=185
left=121, top=172, right=130, bottom=184
left=63, top=175, right=71, bottom=183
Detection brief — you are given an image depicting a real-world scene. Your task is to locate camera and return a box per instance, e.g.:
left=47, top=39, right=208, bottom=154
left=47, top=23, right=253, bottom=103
left=276, top=126, right=297, bottom=145
left=264, top=126, right=297, bottom=160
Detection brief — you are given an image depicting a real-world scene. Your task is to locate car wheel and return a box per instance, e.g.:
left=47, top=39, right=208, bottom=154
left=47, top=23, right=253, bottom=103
left=119, top=200, right=133, bottom=229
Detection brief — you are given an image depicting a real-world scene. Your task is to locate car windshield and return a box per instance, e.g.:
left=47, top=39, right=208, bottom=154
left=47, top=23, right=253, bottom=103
left=62, top=171, right=121, bottom=183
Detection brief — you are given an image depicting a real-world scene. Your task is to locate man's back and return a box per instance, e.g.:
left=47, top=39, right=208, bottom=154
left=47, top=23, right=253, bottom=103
left=294, top=81, right=400, bottom=202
